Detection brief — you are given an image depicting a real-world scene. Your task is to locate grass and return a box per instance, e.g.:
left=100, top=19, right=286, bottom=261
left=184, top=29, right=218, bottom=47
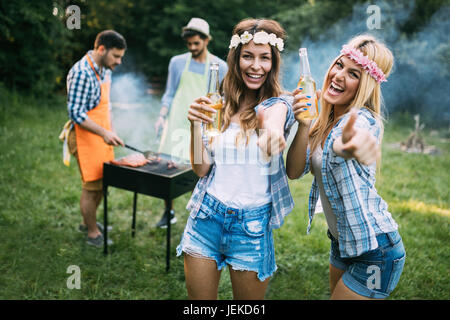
left=0, top=89, right=448, bottom=300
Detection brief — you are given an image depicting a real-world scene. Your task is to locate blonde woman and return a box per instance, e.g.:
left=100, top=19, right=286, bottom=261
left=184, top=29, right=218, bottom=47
left=176, top=18, right=295, bottom=299
left=286, top=35, right=406, bottom=299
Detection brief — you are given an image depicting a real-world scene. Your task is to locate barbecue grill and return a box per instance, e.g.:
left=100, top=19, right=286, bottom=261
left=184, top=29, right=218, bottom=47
left=102, top=153, right=198, bottom=271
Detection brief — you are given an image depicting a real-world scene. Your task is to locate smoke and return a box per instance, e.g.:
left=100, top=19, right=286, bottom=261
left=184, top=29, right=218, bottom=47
left=110, top=72, right=162, bottom=156
left=280, top=0, right=450, bottom=127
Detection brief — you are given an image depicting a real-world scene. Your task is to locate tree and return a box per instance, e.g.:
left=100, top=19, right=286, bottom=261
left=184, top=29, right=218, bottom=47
left=0, top=0, right=69, bottom=94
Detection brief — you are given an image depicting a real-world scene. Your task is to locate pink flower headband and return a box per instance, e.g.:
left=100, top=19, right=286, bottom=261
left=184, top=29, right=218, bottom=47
left=340, top=44, right=387, bottom=83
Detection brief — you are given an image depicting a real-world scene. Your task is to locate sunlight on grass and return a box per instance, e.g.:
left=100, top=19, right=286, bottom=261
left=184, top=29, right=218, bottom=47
left=391, top=199, right=450, bottom=217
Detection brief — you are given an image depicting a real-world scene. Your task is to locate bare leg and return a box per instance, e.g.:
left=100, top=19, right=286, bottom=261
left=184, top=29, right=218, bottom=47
left=228, top=267, right=270, bottom=300
left=330, top=263, right=374, bottom=299
left=329, top=264, right=346, bottom=295
left=81, top=190, right=103, bottom=225
left=184, top=254, right=222, bottom=300
left=80, top=189, right=102, bottom=238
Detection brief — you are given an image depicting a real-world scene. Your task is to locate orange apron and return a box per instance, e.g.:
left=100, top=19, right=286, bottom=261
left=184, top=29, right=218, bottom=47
left=74, top=54, right=114, bottom=182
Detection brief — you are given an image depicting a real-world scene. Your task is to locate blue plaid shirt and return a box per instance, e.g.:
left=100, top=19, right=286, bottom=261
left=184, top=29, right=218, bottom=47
left=301, top=108, right=398, bottom=258
left=66, top=51, right=111, bottom=124
left=187, top=96, right=296, bottom=230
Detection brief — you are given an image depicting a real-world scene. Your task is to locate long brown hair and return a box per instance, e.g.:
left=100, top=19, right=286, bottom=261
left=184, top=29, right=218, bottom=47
left=221, top=18, right=286, bottom=145
left=309, top=34, right=394, bottom=165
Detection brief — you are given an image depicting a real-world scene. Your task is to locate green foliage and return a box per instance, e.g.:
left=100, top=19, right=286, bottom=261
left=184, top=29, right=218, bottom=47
left=1, top=0, right=447, bottom=86
left=0, top=0, right=69, bottom=95
left=273, top=0, right=359, bottom=48
left=118, top=0, right=306, bottom=78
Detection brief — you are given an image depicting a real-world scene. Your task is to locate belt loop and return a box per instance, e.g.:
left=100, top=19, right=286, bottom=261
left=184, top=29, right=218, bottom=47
left=207, top=193, right=217, bottom=213
left=213, top=200, right=218, bottom=213
left=212, top=196, right=220, bottom=213
left=386, top=231, right=396, bottom=246
left=238, top=209, right=243, bottom=222
left=205, top=193, right=211, bottom=207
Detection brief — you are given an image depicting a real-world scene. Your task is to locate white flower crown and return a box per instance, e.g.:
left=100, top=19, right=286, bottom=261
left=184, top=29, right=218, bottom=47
left=229, top=31, right=284, bottom=52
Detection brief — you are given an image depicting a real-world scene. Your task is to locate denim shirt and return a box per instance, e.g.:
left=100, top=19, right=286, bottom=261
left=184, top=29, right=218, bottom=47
left=301, top=108, right=398, bottom=258
left=186, top=96, right=296, bottom=230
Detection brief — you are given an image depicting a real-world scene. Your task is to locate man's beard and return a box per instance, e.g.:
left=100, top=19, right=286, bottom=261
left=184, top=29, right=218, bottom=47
left=100, top=52, right=116, bottom=70
left=190, top=47, right=205, bottom=58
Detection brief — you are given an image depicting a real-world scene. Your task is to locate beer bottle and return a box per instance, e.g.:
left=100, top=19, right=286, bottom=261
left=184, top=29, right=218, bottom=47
left=204, top=62, right=223, bottom=137
left=297, top=48, right=318, bottom=120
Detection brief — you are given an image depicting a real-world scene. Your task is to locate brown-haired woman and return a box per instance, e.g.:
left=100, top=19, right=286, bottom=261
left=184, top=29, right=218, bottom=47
left=176, top=18, right=296, bottom=299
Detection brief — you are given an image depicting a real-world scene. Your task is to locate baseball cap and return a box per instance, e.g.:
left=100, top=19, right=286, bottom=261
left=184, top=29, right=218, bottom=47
left=182, top=18, right=212, bottom=40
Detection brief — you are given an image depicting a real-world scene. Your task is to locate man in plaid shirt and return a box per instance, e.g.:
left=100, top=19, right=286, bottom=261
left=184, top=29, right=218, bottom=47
left=66, top=30, right=126, bottom=248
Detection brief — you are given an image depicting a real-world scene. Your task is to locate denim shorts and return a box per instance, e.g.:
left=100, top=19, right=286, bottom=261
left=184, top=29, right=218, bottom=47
left=176, top=193, right=276, bottom=281
left=328, top=229, right=406, bottom=299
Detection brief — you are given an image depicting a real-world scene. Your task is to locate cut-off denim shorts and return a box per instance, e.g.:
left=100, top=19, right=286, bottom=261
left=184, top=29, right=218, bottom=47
left=328, top=229, right=406, bottom=299
left=176, top=192, right=276, bottom=282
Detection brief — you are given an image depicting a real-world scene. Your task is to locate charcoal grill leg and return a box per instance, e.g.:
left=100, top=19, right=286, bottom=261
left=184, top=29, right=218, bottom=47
left=132, top=192, right=137, bottom=237
left=103, top=185, right=108, bottom=255
left=166, top=199, right=170, bottom=272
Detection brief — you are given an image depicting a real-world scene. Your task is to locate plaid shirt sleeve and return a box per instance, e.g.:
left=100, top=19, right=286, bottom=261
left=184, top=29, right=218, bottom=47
left=255, top=96, right=296, bottom=230
left=67, top=68, right=93, bottom=124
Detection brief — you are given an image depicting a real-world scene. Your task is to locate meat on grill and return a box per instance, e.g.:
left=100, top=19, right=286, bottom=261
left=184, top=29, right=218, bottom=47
left=111, top=153, right=150, bottom=167
left=167, top=160, right=178, bottom=169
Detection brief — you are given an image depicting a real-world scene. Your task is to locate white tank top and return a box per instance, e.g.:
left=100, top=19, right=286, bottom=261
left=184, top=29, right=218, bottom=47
left=206, top=122, right=272, bottom=209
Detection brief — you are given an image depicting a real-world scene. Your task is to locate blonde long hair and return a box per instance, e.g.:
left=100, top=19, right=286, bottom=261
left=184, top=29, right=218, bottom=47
left=309, top=34, right=394, bottom=162
left=221, top=18, right=286, bottom=145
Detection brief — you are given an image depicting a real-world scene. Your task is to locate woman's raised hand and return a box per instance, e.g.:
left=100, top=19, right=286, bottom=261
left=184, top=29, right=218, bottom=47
left=256, top=104, right=287, bottom=158
left=187, top=96, right=216, bottom=124
left=338, top=110, right=380, bottom=166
